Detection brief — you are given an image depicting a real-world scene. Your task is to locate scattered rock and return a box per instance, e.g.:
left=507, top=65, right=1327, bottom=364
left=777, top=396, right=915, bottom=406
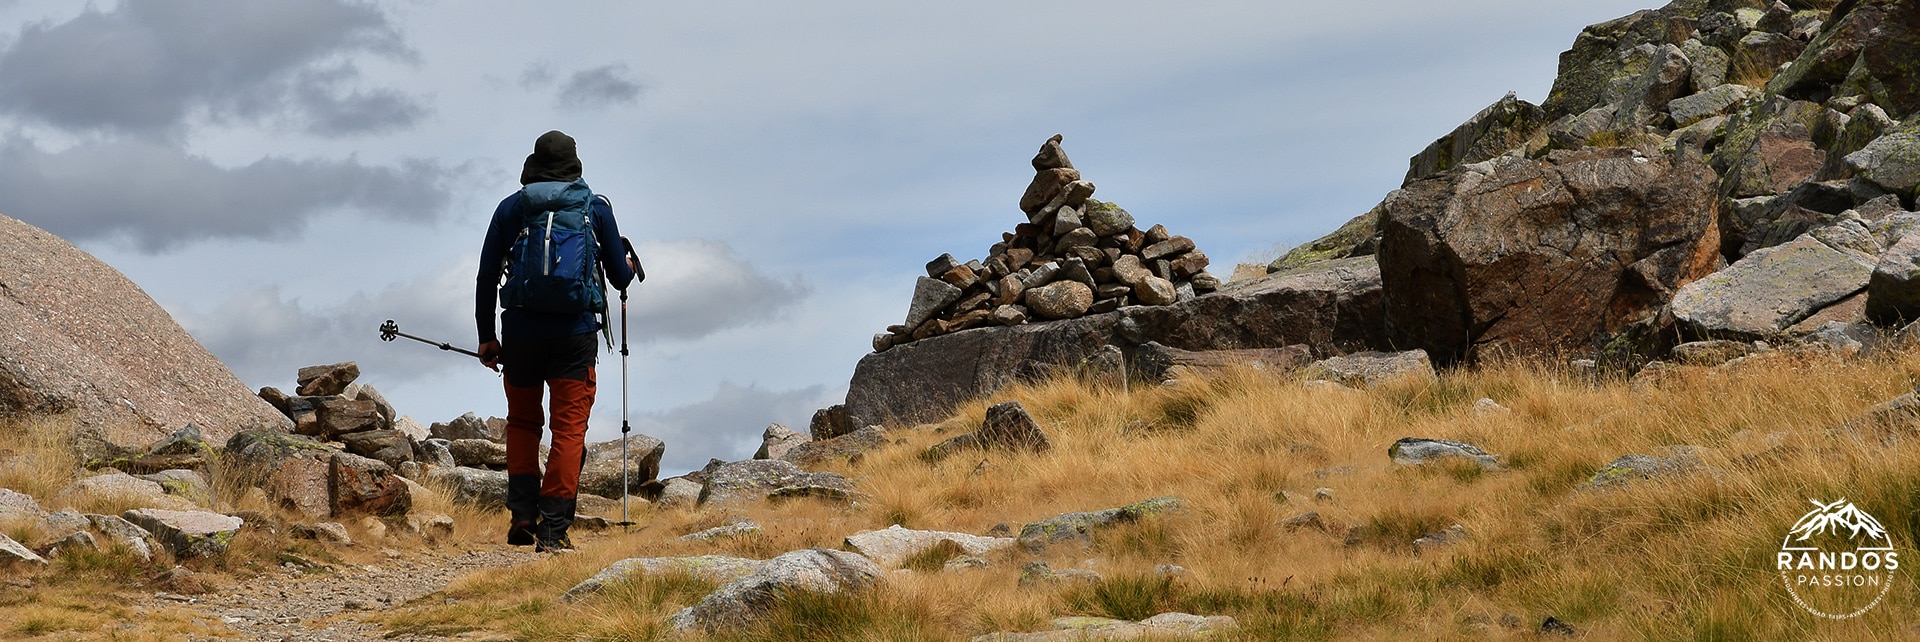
left=1389, top=438, right=1501, bottom=470
left=1306, top=350, right=1436, bottom=388
left=669, top=548, right=884, bottom=634
left=56, top=471, right=198, bottom=511
left=1413, top=524, right=1469, bottom=554
left=1018, top=561, right=1103, bottom=587
left=292, top=521, right=353, bottom=545
left=681, top=520, right=763, bottom=542
left=425, top=466, right=508, bottom=508
left=135, top=469, right=213, bottom=506
left=843, top=525, right=1017, bottom=568
left=0, top=532, right=47, bottom=566
left=296, top=362, right=360, bottom=397
left=1281, top=511, right=1325, bottom=532
left=1578, top=447, right=1703, bottom=491
left=782, top=425, right=889, bottom=469
left=0, top=488, right=47, bottom=522
left=754, top=423, right=809, bottom=460
left=122, top=509, right=243, bottom=559
left=560, top=555, right=767, bottom=603
left=697, top=460, right=855, bottom=506
left=1669, top=340, right=1755, bottom=366
left=1671, top=234, right=1873, bottom=340
left=1540, top=616, right=1577, bottom=636
left=331, top=452, right=411, bottom=516
left=1018, top=496, right=1183, bottom=552
left=339, top=429, right=413, bottom=468
left=429, top=412, right=499, bottom=442
left=925, top=401, right=1053, bottom=462
left=656, top=477, right=703, bottom=508
left=448, top=439, right=507, bottom=468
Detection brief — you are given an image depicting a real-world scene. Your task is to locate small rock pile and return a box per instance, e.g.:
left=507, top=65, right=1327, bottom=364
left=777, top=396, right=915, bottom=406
left=875, top=135, right=1222, bottom=352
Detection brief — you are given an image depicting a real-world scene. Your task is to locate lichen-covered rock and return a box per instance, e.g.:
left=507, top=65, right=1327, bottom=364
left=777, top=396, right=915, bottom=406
left=681, top=519, right=763, bottom=542
left=224, top=429, right=338, bottom=480
left=1406, top=93, right=1549, bottom=183
left=339, top=429, right=412, bottom=468
left=122, top=508, right=243, bottom=559
left=1846, top=130, right=1920, bottom=198
left=1578, top=447, right=1703, bottom=490
left=842, top=525, right=1017, bottom=568
left=1671, top=234, right=1874, bottom=340
left=560, top=554, right=766, bottom=603
left=1017, top=496, right=1183, bottom=552
left=1306, top=350, right=1436, bottom=388
left=656, top=477, right=703, bottom=508
left=1388, top=438, right=1500, bottom=469
left=1268, top=208, right=1378, bottom=273
left=1379, top=148, right=1720, bottom=365
left=1667, top=83, right=1755, bottom=127
left=668, top=548, right=883, bottom=634
left=1869, top=232, right=1920, bottom=323
left=135, top=469, right=213, bottom=507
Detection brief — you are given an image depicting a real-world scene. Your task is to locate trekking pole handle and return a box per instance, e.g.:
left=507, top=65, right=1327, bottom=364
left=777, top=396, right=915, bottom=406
left=622, top=237, right=645, bottom=285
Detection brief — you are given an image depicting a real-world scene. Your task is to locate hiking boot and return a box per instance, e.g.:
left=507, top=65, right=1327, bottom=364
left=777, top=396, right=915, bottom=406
left=534, top=535, right=575, bottom=553
left=507, top=519, right=538, bottom=546
left=505, top=474, right=542, bottom=546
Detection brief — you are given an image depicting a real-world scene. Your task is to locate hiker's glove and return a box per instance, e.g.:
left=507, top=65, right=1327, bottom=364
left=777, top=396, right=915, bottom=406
left=478, top=341, right=502, bottom=370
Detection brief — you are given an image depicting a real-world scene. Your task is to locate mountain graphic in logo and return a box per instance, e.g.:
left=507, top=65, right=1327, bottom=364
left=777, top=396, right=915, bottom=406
left=1787, top=499, right=1890, bottom=546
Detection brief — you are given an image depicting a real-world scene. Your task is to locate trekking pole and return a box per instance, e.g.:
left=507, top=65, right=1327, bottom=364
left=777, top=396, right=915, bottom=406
left=614, top=237, right=643, bottom=531
left=379, top=320, right=482, bottom=358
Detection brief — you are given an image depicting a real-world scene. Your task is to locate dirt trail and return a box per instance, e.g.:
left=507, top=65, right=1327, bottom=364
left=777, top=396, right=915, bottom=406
left=142, top=545, right=540, bottom=642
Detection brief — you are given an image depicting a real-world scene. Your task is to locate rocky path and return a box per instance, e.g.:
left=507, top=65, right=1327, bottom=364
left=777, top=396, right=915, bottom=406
left=147, top=545, right=540, bottom=642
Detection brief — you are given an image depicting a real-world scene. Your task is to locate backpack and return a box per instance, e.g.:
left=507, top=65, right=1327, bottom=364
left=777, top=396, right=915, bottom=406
left=498, top=180, right=608, bottom=317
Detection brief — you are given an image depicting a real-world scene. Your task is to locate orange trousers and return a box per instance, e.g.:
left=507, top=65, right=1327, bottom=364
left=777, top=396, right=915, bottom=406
left=503, top=369, right=595, bottom=499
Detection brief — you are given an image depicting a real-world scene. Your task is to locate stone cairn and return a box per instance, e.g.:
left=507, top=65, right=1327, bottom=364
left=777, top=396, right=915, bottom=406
left=875, top=135, right=1221, bottom=352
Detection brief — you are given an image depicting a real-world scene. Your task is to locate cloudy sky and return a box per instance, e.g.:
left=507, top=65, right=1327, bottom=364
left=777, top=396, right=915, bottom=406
left=0, top=0, right=1657, bottom=474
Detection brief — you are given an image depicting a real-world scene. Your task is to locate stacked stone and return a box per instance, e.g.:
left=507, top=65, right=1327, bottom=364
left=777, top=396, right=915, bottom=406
left=875, top=135, right=1222, bottom=352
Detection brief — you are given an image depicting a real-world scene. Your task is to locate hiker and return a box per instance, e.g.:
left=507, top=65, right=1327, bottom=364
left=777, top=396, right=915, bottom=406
left=475, top=130, right=637, bottom=552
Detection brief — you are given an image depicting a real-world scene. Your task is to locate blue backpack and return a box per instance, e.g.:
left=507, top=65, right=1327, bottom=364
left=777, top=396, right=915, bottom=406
left=498, top=180, right=608, bottom=317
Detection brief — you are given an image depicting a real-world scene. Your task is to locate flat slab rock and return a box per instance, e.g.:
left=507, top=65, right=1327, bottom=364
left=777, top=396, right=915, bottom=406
left=560, top=555, right=765, bottom=603
left=1019, top=497, right=1183, bottom=551
left=669, top=548, right=884, bottom=633
left=971, top=612, right=1240, bottom=641
left=697, top=459, right=855, bottom=506
left=1670, top=234, right=1874, bottom=340
left=1578, top=447, right=1704, bottom=491
left=1305, top=350, right=1436, bottom=388
left=843, top=525, right=1017, bottom=568
left=1389, top=438, right=1500, bottom=469
left=0, top=532, right=47, bottom=566
left=122, top=508, right=243, bottom=559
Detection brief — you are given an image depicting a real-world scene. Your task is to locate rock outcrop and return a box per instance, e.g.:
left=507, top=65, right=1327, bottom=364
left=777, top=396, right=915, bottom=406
left=1378, top=148, right=1721, bottom=364
left=845, top=256, right=1384, bottom=426
left=0, top=212, right=291, bottom=448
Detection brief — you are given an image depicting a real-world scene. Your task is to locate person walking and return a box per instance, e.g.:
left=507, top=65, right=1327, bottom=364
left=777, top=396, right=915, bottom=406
left=475, top=130, right=636, bottom=552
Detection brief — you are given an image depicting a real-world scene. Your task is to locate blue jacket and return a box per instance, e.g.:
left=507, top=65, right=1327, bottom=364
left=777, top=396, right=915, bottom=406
left=475, top=184, right=636, bottom=345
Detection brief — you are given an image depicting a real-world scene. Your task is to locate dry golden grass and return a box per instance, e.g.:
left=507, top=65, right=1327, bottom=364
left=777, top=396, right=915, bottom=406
left=367, top=346, right=1920, bottom=640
